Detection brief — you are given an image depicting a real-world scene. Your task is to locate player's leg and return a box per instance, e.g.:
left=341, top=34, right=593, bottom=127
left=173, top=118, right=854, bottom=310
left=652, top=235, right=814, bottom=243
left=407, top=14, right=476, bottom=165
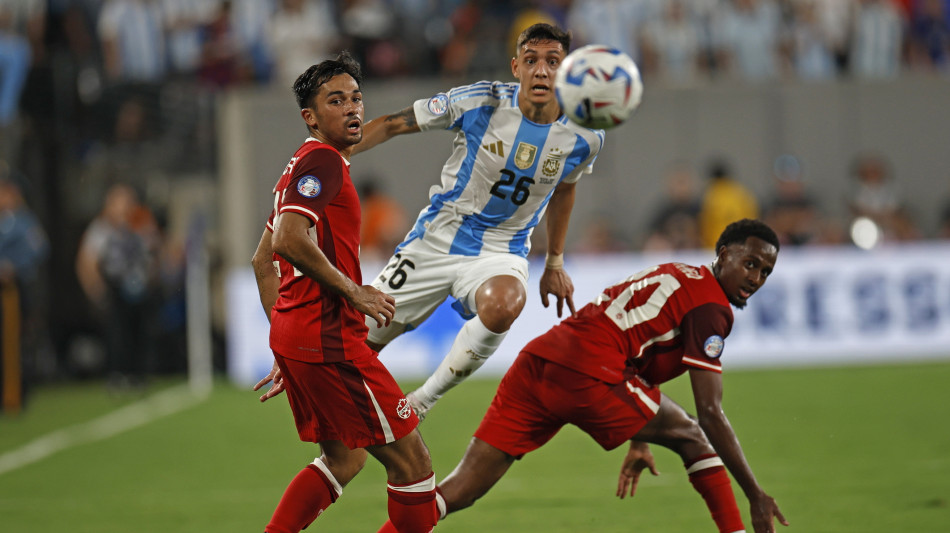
left=439, top=436, right=516, bottom=514
left=265, top=441, right=367, bottom=533
left=410, top=255, right=529, bottom=414
left=635, top=393, right=745, bottom=533
left=367, top=429, right=438, bottom=533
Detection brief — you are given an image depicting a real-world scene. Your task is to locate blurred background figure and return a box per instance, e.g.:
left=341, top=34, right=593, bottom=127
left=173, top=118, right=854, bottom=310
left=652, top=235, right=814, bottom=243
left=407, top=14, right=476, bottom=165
left=850, top=0, right=904, bottom=79
left=847, top=151, right=920, bottom=247
left=358, top=178, right=407, bottom=263
left=906, top=0, right=950, bottom=74
left=0, top=0, right=44, bottom=165
left=642, top=160, right=702, bottom=252
left=640, top=0, right=705, bottom=85
left=268, top=0, right=340, bottom=87
left=0, top=163, right=49, bottom=414
left=76, top=183, right=161, bottom=393
left=712, top=0, right=782, bottom=81
left=698, top=156, right=760, bottom=248
left=762, top=154, right=822, bottom=246
left=572, top=214, right=626, bottom=254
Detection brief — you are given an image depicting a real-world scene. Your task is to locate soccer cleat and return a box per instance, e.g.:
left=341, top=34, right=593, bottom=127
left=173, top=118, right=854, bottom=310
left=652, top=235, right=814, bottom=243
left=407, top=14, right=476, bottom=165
left=406, top=391, right=431, bottom=421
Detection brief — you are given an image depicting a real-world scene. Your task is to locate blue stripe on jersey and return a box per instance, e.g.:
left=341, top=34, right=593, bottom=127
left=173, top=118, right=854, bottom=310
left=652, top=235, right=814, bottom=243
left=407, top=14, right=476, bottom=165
left=449, top=83, right=515, bottom=105
left=396, top=105, right=497, bottom=252
left=507, top=132, right=594, bottom=255
left=448, top=116, right=554, bottom=257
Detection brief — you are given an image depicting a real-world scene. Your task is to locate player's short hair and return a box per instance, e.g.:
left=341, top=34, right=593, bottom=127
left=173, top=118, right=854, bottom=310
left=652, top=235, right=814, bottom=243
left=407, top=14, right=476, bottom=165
left=715, top=219, right=780, bottom=252
left=293, top=51, right=363, bottom=109
left=515, top=23, right=571, bottom=56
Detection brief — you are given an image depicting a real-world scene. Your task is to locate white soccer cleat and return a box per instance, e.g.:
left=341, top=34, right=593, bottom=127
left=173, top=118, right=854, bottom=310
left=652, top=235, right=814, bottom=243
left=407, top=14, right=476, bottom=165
left=406, top=391, right=431, bottom=421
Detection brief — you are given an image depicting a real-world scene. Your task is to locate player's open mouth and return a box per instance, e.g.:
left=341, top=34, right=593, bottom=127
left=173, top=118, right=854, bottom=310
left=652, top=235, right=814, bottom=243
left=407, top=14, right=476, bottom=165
left=346, top=119, right=362, bottom=133
left=739, top=288, right=752, bottom=300
left=531, top=85, right=550, bottom=94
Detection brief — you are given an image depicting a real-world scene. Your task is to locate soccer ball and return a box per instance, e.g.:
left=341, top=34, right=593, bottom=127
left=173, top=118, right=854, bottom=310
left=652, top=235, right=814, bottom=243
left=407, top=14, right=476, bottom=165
left=555, top=45, right=643, bottom=130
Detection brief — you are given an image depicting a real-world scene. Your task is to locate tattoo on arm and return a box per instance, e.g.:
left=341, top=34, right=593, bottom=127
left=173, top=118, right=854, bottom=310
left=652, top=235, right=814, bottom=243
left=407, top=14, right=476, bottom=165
left=385, top=106, right=417, bottom=129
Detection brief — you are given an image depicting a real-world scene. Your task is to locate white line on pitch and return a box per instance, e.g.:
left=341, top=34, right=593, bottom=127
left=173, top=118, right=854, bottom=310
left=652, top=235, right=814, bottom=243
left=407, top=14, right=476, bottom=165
left=0, top=384, right=209, bottom=476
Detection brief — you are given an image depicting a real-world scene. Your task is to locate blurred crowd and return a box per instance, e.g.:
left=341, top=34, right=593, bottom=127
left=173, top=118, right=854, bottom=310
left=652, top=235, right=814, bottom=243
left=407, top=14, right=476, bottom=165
left=0, top=0, right=949, bottom=401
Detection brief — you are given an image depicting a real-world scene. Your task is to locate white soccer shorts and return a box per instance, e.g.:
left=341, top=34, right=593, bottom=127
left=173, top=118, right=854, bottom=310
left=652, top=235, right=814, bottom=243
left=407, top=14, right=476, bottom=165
left=365, top=239, right=529, bottom=346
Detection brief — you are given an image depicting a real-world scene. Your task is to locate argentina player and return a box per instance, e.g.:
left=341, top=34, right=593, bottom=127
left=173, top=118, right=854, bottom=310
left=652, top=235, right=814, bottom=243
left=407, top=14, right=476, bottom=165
left=352, top=23, right=605, bottom=419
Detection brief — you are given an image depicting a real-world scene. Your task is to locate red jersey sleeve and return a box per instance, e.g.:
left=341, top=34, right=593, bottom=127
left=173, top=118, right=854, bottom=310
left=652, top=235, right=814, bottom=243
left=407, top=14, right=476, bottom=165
left=278, top=148, right=345, bottom=225
left=679, top=302, right=732, bottom=373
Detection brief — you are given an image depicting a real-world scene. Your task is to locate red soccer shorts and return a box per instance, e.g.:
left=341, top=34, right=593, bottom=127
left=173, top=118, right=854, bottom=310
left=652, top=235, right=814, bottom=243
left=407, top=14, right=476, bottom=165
left=474, top=352, right=661, bottom=458
left=274, top=352, right=419, bottom=449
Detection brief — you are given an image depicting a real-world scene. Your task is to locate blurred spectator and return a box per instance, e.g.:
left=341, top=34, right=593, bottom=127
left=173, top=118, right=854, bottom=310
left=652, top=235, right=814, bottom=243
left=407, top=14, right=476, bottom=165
left=906, top=0, right=950, bottom=72
left=358, top=179, right=407, bottom=262
left=229, top=0, right=277, bottom=83
left=640, top=0, right=706, bottom=84
left=847, top=151, right=921, bottom=243
left=0, top=0, right=44, bottom=163
left=698, top=157, right=760, bottom=248
left=850, top=0, right=904, bottom=79
left=642, top=160, right=702, bottom=251
left=76, top=183, right=161, bottom=392
left=268, top=0, right=340, bottom=87
left=762, top=154, right=823, bottom=245
left=340, top=0, right=402, bottom=77
left=568, top=0, right=654, bottom=63
left=161, top=0, right=216, bottom=79
left=712, top=0, right=783, bottom=81
left=0, top=165, right=49, bottom=411
left=812, top=0, right=855, bottom=73
left=197, top=0, right=247, bottom=88
left=788, top=0, right=839, bottom=80
left=98, top=0, right=167, bottom=84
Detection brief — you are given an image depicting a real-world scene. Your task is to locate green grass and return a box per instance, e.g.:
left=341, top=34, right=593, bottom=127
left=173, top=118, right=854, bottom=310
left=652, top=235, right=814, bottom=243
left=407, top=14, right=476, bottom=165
left=1, top=362, right=949, bottom=532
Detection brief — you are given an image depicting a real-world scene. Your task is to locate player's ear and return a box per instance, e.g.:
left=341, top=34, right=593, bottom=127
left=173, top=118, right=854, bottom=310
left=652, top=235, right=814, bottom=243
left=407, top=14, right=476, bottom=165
left=511, top=55, right=519, bottom=78
left=301, top=107, right=318, bottom=130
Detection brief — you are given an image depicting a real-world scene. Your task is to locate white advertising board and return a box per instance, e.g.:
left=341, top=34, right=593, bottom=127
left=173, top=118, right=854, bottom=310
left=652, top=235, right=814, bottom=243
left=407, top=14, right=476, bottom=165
left=226, top=243, right=950, bottom=385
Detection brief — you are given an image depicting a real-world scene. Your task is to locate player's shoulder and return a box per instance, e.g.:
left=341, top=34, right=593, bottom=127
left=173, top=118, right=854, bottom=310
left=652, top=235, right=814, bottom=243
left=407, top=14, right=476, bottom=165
left=443, top=80, right=518, bottom=108
left=556, top=115, right=606, bottom=149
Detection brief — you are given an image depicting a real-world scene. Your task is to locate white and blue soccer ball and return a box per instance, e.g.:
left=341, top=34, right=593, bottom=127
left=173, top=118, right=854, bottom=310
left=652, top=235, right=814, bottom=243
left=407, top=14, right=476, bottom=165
left=555, top=45, right=643, bottom=130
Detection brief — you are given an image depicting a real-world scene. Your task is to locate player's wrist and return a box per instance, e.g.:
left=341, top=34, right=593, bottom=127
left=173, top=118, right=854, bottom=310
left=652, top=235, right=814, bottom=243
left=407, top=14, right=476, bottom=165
left=545, top=252, right=564, bottom=270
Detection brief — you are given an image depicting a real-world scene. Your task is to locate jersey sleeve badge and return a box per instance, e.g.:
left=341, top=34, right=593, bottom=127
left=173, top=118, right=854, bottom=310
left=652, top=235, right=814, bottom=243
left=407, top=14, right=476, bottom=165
left=703, top=335, right=725, bottom=359
left=426, top=94, right=449, bottom=116
left=297, top=176, right=322, bottom=198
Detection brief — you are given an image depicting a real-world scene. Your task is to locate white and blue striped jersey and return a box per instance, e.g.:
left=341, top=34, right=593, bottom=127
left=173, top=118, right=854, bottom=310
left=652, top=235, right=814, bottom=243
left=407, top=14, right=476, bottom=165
left=397, top=80, right=605, bottom=258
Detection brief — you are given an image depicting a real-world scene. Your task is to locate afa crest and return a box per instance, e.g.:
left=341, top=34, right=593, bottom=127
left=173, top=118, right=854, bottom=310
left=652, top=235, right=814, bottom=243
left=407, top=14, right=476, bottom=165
left=542, top=148, right=565, bottom=177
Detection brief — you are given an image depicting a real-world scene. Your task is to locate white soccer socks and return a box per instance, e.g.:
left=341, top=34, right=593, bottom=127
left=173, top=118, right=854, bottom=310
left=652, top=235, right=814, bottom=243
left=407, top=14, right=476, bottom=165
left=413, top=316, right=507, bottom=410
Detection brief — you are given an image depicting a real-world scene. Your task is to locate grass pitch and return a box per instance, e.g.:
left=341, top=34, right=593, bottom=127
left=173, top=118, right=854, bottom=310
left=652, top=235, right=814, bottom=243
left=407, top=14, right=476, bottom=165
left=1, top=361, right=948, bottom=532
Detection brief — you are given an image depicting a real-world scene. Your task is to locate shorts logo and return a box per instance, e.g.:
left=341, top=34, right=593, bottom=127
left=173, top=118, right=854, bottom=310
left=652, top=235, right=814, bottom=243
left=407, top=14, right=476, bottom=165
left=703, top=335, right=725, bottom=359
left=396, top=398, right=413, bottom=419
left=514, top=142, right=538, bottom=169
left=427, top=94, right=448, bottom=116
left=297, top=176, right=321, bottom=198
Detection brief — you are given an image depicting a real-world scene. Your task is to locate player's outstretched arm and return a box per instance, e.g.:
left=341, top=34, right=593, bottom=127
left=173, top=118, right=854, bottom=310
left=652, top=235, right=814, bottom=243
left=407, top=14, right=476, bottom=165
left=351, top=106, right=422, bottom=155
left=689, top=368, right=789, bottom=533
left=616, top=440, right=659, bottom=499
left=539, top=181, right=577, bottom=317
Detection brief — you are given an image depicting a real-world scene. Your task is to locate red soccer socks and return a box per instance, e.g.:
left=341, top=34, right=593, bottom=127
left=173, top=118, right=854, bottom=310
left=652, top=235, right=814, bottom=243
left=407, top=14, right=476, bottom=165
left=265, top=459, right=342, bottom=533
left=381, top=473, right=438, bottom=533
left=686, top=455, right=746, bottom=533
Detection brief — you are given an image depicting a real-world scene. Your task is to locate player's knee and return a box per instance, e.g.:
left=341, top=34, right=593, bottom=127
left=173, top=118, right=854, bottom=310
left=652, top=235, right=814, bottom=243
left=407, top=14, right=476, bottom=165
left=477, top=298, right=524, bottom=332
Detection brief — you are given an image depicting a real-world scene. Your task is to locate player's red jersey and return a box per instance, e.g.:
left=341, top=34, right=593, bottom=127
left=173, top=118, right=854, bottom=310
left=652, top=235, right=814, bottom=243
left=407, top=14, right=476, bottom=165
left=524, top=262, right=733, bottom=386
left=265, top=137, right=373, bottom=363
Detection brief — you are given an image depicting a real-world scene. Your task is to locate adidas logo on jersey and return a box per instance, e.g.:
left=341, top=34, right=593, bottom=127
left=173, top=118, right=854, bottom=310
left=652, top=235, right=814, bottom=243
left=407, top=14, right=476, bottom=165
left=482, top=140, right=504, bottom=157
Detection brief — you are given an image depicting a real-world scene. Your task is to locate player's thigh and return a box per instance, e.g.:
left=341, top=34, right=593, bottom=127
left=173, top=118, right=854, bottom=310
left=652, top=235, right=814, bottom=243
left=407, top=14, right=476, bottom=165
left=365, top=243, right=456, bottom=344
left=473, top=352, right=564, bottom=458
left=452, top=253, right=529, bottom=316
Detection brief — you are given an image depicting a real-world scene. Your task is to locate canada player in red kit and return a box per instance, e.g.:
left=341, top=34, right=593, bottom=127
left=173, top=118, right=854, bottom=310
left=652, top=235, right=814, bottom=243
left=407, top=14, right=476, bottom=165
left=378, top=218, right=789, bottom=533
left=250, top=52, right=437, bottom=533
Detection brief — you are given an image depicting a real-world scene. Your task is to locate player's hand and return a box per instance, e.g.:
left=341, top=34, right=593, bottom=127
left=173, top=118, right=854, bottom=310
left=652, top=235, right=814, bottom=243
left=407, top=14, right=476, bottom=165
left=749, top=492, right=789, bottom=533
left=616, top=441, right=659, bottom=499
left=253, top=360, right=285, bottom=402
left=352, top=285, right=396, bottom=328
left=539, top=267, right=576, bottom=318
